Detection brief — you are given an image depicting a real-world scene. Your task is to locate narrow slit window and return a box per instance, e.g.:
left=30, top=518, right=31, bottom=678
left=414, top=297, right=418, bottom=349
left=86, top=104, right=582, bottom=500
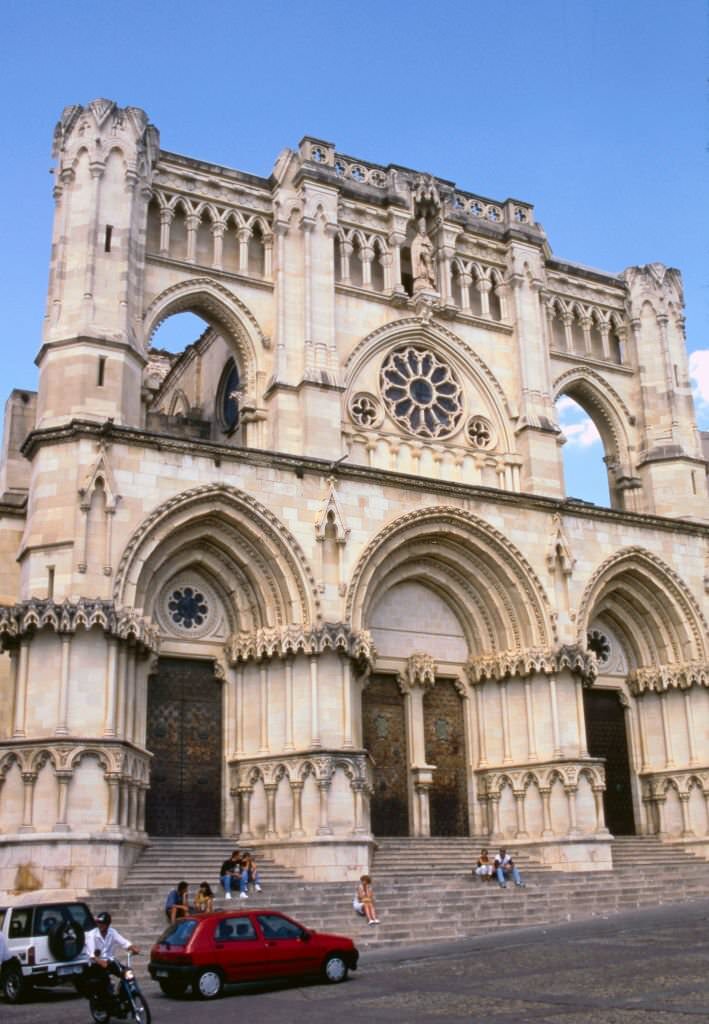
left=97, top=356, right=106, bottom=387
left=47, top=566, right=55, bottom=599
left=104, top=225, right=113, bottom=252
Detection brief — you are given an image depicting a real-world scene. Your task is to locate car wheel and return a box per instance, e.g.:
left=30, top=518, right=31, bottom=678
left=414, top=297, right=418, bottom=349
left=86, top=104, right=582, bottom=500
left=2, top=963, right=27, bottom=1004
left=158, top=979, right=188, bottom=998
left=323, top=954, right=349, bottom=984
left=48, top=918, right=86, bottom=961
left=195, top=968, right=223, bottom=999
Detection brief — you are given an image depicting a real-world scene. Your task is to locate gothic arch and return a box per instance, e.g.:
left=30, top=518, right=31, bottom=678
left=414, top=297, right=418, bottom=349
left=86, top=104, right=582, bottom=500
left=346, top=505, right=554, bottom=652
left=141, top=278, right=270, bottom=395
left=344, top=317, right=516, bottom=451
left=113, top=484, right=320, bottom=629
left=577, top=546, right=708, bottom=667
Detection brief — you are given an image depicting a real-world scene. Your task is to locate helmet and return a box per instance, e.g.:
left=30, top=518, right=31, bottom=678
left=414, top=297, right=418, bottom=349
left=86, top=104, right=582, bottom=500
left=95, top=912, right=112, bottom=926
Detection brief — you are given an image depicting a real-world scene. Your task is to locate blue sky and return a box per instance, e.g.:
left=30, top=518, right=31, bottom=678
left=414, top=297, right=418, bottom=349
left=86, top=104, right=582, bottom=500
left=1, top=0, right=706, bottom=505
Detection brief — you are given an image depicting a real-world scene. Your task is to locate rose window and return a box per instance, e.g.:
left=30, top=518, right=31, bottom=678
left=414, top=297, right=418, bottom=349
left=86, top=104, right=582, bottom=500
left=380, top=347, right=463, bottom=439
left=466, top=415, right=495, bottom=450
left=168, top=587, right=209, bottom=630
left=349, top=392, right=382, bottom=429
left=587, top=629, right=611, bottom=666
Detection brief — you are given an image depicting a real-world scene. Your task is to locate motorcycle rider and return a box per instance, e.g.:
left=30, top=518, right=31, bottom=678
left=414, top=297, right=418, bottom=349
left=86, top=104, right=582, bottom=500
left=82, top=911, right=140, bottom=1010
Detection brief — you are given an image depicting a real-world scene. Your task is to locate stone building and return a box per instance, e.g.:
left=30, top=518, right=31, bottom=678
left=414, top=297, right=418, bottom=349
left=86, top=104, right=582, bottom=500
left=0, top=98, right=707, bottom=893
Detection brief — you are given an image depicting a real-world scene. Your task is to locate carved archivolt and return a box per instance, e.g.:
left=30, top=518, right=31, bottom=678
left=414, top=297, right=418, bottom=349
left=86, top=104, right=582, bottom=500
left=346, top=505, right=554, bottom=651
left=477, top=758, right=606, bottom=797
left=577, top=546, right=708, bottom=665
left=113, top=484, right=320, bottom=628
left=466, top=644, right=597, bottom=686
left=226, top=623, right=375, bottom=668
left=0, top=598, right=159, bottom=654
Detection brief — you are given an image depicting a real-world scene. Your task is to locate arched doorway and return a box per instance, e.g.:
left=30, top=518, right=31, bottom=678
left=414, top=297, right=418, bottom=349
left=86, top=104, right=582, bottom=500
left=583, top=688, right=635, bottom=834
left=145, top=657, right=222, bottom=836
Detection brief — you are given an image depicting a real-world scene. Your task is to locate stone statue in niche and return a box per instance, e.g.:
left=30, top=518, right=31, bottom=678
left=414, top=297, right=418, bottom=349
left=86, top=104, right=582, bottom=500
left=411, top=217, right=437, bottom=293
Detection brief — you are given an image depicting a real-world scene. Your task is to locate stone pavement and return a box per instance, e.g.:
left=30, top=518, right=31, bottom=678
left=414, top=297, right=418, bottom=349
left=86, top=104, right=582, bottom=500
left=6, top=898, right=709, bottom=1023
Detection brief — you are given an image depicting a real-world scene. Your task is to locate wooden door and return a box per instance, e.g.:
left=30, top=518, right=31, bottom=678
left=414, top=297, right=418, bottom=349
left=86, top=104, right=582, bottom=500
left=145, top=658, right=222, bottom=835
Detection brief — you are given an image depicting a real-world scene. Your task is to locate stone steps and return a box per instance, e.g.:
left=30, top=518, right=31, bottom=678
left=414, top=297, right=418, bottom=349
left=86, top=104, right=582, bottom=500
left=87, top=835, right=709, bottom=952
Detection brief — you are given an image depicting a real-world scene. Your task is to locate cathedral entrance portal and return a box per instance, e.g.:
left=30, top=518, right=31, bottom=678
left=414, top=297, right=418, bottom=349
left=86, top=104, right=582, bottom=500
left=362, top=676, right=409, bottom=835
left=424, top=681, right=468, bottom=836
left=584, top=689, right=636, bottom=835
left=145, top=658, right=223, bottom=836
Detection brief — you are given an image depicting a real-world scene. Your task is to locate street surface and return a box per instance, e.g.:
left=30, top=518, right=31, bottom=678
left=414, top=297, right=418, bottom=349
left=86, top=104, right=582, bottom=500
left=5, top=899, right=709, bottom=1023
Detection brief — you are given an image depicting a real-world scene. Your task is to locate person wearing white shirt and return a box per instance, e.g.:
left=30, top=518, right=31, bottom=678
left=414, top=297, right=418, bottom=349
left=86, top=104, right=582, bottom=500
left=494, top=848, right=525, bottom=888
left=82, top=912, right=139, bottom=1010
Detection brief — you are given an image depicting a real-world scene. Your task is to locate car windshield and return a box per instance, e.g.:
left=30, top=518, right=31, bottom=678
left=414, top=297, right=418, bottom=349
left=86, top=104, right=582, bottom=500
left=159, top=919, right=198, bottom=946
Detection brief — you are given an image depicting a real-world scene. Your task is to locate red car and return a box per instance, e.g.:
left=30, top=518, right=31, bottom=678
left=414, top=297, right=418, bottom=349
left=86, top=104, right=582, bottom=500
left=148, top=909, right=358, bottom=999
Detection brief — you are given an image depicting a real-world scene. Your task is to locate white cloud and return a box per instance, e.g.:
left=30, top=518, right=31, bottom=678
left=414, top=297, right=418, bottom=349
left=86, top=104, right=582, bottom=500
left=561, top=418, right=601, bottom=447
left=689, top=349, right=709, bottom=428
left=555, top=395, right=576, bottom=414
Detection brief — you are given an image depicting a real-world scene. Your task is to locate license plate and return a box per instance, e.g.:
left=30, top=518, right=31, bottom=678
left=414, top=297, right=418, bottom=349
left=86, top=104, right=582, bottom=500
left=58, top=965, right=82, bottom=976
left=155, top=970, right=168, bottom=978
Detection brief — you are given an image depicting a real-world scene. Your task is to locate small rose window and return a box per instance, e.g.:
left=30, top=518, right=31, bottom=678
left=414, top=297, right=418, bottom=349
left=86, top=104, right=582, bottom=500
left=168, top=587, right=209, bottom=629
left=380, top=347, right=463, bottom=439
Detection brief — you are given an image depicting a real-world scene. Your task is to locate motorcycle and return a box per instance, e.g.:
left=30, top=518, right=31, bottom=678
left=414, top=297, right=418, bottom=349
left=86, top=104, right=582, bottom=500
left=88, top=953, right=151, bottom=1024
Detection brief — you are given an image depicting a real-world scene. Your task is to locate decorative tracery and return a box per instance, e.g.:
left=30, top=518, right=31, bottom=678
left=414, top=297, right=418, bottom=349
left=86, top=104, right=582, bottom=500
left=380, top=346, right=464, bottom=439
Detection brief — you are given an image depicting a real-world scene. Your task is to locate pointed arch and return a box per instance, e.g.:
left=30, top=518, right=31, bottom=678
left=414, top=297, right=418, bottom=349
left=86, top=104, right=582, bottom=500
left=113, top=484, right=320, bottom=630
left=346, top=505, right=554, bottom=653
left=142, top=278, right=269, bottom=396
left=577, top=546, right=708, bottom=666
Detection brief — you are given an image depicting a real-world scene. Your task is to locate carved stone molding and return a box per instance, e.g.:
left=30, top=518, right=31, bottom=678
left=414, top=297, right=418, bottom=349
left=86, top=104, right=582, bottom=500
left=628, top=663, right=709, bottom=695
left=466, top=644, right=597, bottom=686
left=225, top=624, right=375, bottom=669
left=231, top=750, right=371, bottom=791
left=477, top=757, right=606, bottom=797
left=640, top=767, right=709, bottom=800
left=0, top=599, right=160, bottom=655
left=397, top=652, right=437, bottom=694
left=0, top=739, right=151, bottom=784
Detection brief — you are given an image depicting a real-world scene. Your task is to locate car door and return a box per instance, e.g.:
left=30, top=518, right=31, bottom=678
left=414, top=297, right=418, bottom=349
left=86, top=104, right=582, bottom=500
left=211, top=915, right=266, bottom=982
left=254, top=913, right=319, bottom=979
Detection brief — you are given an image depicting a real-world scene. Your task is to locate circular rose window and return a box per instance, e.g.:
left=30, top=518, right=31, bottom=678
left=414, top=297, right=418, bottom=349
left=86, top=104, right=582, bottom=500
left=380, top=347, right=463, bottom=439
left=158, top=576, right=220, bottom=639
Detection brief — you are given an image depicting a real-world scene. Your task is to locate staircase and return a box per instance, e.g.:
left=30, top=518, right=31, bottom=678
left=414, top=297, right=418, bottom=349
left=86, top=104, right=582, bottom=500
left=88, top=835, right=709, bottom=954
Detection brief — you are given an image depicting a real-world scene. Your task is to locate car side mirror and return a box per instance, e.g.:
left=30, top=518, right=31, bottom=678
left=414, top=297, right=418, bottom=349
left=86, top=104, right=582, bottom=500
left=301, top=929, right=311, bottom=942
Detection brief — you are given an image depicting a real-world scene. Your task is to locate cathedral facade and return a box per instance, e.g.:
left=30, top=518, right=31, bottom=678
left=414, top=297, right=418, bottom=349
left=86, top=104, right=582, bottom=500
left=0, top=98, right=707, bottom=893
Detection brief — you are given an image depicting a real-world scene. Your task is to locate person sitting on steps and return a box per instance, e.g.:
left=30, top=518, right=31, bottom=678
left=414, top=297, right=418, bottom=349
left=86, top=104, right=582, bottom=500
left=195, top=881, right=215, bottom=913
left=474, top=848, right=495, bottom=881
left=356, top=874, right=380, bottom=925
left=220, top=850, right=241, bottom=901
left=239, top=852, right=262, bottom=899
left=165, top=881, right=190, bottom=922
left=494, top=848, right=525, bottom=888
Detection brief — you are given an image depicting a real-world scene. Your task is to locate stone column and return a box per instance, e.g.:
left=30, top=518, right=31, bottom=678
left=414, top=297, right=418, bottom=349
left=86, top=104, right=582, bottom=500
left=339, top=239, right=352, bottom=284
left=317, top=779, right=332, bottom=835
left=474, top=684, right=488, bottom=767
left=414, top=774, right=433, bottom=837
left=211, top=221, right=225, bottom=270
left=125, top=650, right=137, bottom=745
left=341, top=656, right=354, bottom=749
left=263, top=233, right=273, bottom=278
left=458, top=271, right=472, bottom=311
left=683, top=690, right=698, bottom=765
left=387, top=228, right=406, bottom=296
left=159, top=207, right=173, bottom=256
left=119, top=780, right=130, bottom=828
left=12, top=639, right=29, bottom=737
left=637, top=700, right=650, bottom=771
left=258, top=660, right=269, bottom=754
left=236, top=665, right=245, bottom=756
left=488, top=793, right=502, bottom=839
left=360, top=245, right=374, bottom=288
left=539, top=787, right=553, bottom=837
left=524, top=678, right=537, bottom=761
left=659, top=692, right=675, bottom=768
left=128, top=783, right=138, bottom=831
left=284, top=657, right=295, bottom=752
left=352, top=781, right=366, bottom=834
left=290, top=780, right=305, bottom=836
left=230, top=786, right=241, bottom=838
left=548, top=675, right=562, bottom=757
left=477, top=277, right=491, bottom=319
left=500, top=681, right=512, bottom=763
left=514, top=790, right=528, bottom=838
left=103, top=639, right=119, bottom=737
left=117, top=644, right=127, bottom=739
left=237, top=226, right=251, bottom=274
left=137, top=787, right=147, bottom=834
left=54, top=771, right=72, bottom=832
left=309, top=656, right=321, bottom=748
left=104, top=774, right=121, bottom=831
left=575, top=678, right=589, bottom=757
left=565, top=785, right=578, bottom=835
left=679, top=793, right=693, bottom=837
left=185, top=214, right=199, bottom=263
left=592, top=785, right=608, bottom=834
left=655, top=796, right=667, bottom=837
left=264, top=783, right=278, bottom=839
left=239, top=787, right=253, bottom=840
left=56, top=634, right=72, bottom=736
left=20, top=772, right=37, bottom=833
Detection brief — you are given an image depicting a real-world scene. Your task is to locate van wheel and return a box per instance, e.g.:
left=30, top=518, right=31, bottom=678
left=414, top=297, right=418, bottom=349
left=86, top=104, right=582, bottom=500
left=2, top=963, right=28, bottom=1004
